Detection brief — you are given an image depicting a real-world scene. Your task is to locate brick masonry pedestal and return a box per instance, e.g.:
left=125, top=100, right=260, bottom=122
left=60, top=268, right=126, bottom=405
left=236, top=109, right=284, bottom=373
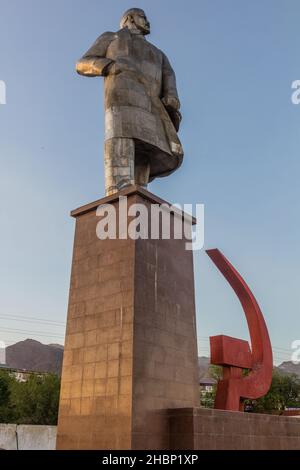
left=169, top=408, right=300, bottom=450
left=56, top=186, right=199, bottom=450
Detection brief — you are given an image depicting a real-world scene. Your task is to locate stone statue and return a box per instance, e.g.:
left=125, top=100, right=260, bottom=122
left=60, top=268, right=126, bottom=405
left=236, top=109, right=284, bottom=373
left=76, top=8, right=183, bottom=195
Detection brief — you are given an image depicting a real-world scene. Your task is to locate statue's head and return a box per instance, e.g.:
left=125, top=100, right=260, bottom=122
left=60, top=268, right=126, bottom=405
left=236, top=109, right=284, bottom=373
left=120, top=8, right=150, bottom=35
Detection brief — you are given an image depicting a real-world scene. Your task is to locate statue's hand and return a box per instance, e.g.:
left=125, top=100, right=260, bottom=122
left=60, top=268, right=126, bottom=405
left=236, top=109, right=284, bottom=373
left=103, top=60, right=119, bottom=76
left=161, top=96, right=180, bottom=111
left=104, top=59, right=134, bottom=76
left=161, top=96, right=182, bottom=131
left=171, top=109, right=182, bottom=132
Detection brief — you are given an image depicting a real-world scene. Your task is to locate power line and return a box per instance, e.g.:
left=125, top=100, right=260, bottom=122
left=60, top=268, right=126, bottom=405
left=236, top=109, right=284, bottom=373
left=0, top=313, right=65, bottom=326
left=0, top=327, right=64, bottom=339
left=0, top=319, right=296, bottom=359
left=198, top=336, right=295, bottom=355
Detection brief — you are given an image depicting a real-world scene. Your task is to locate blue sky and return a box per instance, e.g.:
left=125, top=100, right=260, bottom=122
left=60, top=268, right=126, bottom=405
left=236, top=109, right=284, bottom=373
left=0, top=0, right=299, bottom=364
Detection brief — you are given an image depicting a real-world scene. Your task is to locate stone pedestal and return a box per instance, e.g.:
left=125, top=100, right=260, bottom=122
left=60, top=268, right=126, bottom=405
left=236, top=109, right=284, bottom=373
left=56, top=186, right=199, bottom=450
left=169, top=408, right=300, bottom=450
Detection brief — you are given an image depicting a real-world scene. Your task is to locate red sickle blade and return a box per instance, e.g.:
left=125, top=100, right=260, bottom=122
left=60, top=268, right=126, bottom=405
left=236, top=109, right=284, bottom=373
left=206, top=249, right=273, bottom=410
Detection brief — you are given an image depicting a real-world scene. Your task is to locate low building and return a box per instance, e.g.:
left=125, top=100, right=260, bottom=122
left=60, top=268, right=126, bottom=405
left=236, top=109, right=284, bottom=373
left=199, top=377, right=217, bottom=395
left=0, top=365, right=47, bottom=382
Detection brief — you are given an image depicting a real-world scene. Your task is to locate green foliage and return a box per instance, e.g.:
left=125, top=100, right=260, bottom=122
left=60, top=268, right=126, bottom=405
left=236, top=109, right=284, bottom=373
left=200, top=390, right=215, bottom=408
left=0, top=370, right=60, bottom=425
left=200, top=365, right=300, bottom=413
left=208, top=364, right=222, bottom=381
left=0, top=370, right=15, bottom=422
left=0, top=370, right=12, bottom=406
left=248, top=370, right=300, bottom=413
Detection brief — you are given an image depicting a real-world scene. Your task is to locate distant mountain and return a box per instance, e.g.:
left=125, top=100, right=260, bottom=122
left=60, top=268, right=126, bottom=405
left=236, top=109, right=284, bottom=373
left=5, top=339, right=64, bottom=375
left=3, top=342, right=300, bottom=380
left=276, top=361, right=300, bottom=378
left=198, top=356, right=211, bottom=380
left=199, top=356, right=300, bottom=380
left=48, top=344, right=64, bottom=350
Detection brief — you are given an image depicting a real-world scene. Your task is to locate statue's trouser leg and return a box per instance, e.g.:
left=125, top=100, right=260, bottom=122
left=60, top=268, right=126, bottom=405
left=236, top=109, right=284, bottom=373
left=104, top=138, right=151, bottom=195
left=135, top=153, right=151, bottom=188
left=104, top=138, right=135, bottom=196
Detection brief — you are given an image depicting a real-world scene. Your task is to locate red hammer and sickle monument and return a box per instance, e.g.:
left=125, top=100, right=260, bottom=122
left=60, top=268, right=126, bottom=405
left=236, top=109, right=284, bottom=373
left=206, top=249, right=273, bottom=412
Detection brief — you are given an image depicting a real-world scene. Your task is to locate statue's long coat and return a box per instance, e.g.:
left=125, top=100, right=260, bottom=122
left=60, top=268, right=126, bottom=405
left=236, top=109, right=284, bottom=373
left=79, top=28, right=183, bottom=179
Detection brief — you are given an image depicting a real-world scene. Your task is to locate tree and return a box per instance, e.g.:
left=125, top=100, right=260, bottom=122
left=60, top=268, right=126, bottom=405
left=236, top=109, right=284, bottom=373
left=208, top=364, right=222, bottom=381
left=0, top=371, right=61, bottom=425
left=0, top=370, right=14, bottom=422
left=9, top=374, right=60, bottom=425
left=248, top=370, right=300, bottom=413
left=0, top=370, right=11, bottom=406
left=200, top=366, right=300, bottom=414
left=200, top=390, right=215, bottom=409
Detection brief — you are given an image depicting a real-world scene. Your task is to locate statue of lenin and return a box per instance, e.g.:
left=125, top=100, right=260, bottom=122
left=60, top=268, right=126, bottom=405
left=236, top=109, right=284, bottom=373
left=76, top=8, right=183, bottom=195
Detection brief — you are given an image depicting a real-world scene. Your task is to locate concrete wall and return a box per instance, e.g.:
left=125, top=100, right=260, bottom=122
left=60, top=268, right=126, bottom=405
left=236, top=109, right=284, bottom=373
left=169, top=408, right=300, bottom=450
left=0, top=424, right=17, bottom=450
left=0, top=424, right=56, bottom=450
left=2, top=408, right=300, bottom=450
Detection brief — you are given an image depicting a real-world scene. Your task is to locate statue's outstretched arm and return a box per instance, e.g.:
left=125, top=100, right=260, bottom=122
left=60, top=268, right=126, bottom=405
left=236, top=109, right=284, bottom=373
left=76, top=32, right=115, bottom=77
